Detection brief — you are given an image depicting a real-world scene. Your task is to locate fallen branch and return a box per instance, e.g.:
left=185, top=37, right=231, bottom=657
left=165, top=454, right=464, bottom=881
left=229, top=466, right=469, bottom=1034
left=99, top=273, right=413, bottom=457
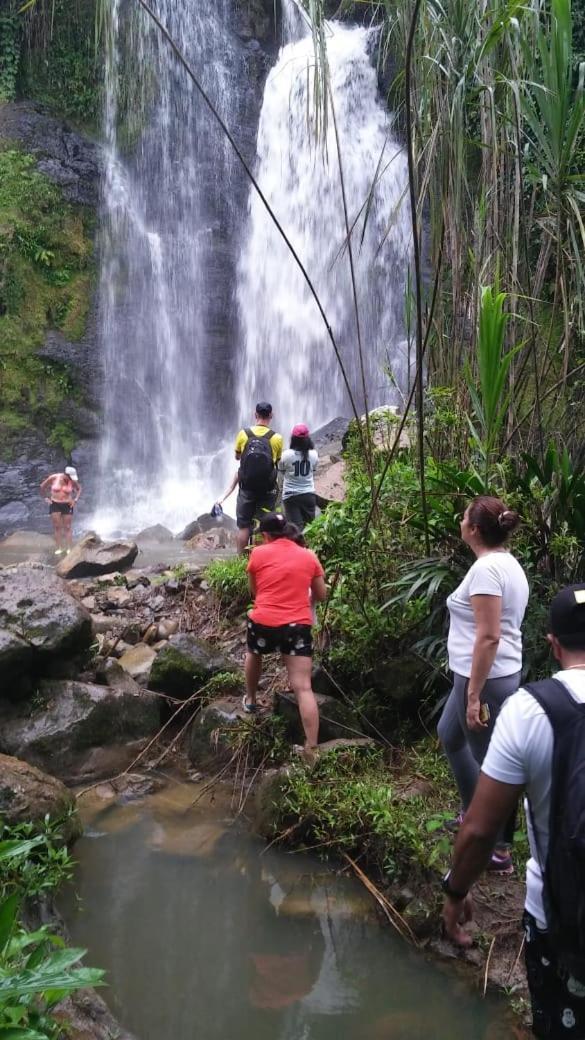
left=343, top=852, right=419, bottom=947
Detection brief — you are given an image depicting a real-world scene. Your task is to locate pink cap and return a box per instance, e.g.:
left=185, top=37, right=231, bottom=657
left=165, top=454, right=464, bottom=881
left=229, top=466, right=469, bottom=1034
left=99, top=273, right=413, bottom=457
left=291, top=423, right=310, bottom=437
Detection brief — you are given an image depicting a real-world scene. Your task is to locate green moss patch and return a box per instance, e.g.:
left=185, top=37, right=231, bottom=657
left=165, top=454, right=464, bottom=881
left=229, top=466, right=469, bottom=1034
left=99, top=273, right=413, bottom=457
left=0, top=146, right=95, bottom=456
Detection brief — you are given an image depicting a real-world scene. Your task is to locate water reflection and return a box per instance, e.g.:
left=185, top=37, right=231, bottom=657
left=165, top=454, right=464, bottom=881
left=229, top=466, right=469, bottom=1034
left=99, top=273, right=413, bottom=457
left=62, top=784, right=516, bottom=1040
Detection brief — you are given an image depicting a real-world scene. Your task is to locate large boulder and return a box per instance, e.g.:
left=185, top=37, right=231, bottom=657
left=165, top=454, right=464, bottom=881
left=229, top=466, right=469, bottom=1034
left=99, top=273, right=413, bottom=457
left=135, top=524, right=174, bottom=545
left=0, top=680, right=161, bottom=783
left=188, top=696, right=247, bottom=768
left=275, top=690, right=362, bottom=744
left=149, top=633, right=234, bottom=700
left=56, top=533, right=138, bottom=580
left=0, top=564, right=92, bottom=696
left=0, top=753, right=81, bottom=843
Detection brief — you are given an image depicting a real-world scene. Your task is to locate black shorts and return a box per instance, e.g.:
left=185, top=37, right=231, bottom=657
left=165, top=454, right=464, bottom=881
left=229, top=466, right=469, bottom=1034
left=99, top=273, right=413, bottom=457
left=49, top=501, right=73, bottom=515
left=236, top=487, right=277, bottom=530
left=247, top=618, right=312, bottom=657
left=524, top=911, right=585, bottom=1038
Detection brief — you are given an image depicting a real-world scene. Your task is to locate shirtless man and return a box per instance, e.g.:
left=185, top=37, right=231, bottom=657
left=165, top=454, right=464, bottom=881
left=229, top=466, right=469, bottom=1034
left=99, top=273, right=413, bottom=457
left=40, top=466, right=81, bottom=555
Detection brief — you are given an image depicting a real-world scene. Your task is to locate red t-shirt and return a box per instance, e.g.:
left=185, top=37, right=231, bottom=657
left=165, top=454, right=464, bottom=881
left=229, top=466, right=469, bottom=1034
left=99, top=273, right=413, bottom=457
left=247, top=539, right=324, bottom=627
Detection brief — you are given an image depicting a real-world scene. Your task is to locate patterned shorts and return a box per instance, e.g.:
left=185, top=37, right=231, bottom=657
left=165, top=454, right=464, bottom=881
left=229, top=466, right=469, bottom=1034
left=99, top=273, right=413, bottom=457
left=524, top=911, right=585, bottom=1038
left=246, top=619, right=312, bottom=657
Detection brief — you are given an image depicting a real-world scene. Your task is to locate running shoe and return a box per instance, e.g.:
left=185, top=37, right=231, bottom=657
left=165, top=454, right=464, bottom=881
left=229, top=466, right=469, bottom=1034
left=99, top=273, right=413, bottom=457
left=487, top=849, right=514, bottom=875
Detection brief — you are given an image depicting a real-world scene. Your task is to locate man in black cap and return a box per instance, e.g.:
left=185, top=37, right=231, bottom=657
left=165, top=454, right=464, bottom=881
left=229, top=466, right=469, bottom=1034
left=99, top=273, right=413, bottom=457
left=232, top=403, right=283, bottom=554
left=442, top=584, right=585, bottom=1038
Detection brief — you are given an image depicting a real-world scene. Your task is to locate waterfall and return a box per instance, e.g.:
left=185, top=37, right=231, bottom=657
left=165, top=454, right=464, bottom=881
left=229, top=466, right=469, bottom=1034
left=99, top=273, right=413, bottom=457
left=237, top=6, right=412, bottom=438
left=95, top=0, right=244, bottom=535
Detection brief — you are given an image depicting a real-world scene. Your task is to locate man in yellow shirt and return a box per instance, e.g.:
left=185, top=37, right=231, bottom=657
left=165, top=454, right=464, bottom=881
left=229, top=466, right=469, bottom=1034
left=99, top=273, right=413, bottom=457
left=232, top=402, right=283, bottom=553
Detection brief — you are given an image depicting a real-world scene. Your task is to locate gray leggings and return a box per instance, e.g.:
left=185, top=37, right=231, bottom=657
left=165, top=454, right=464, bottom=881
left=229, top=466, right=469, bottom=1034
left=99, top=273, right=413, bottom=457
left=437, top=671, right=520, bottom=837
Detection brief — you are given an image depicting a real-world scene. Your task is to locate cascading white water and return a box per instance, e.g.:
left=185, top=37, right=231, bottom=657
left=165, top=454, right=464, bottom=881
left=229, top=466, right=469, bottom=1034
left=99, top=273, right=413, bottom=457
left=237, top=4, right=412, bottom=436
left=95, top=0, right=240, bottom=535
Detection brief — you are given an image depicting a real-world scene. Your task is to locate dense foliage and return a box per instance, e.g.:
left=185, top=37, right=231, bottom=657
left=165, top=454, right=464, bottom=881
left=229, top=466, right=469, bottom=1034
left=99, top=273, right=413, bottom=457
left=0, top=147, right=94, bottom=455
left=0, top=817, right=104, bottom=1040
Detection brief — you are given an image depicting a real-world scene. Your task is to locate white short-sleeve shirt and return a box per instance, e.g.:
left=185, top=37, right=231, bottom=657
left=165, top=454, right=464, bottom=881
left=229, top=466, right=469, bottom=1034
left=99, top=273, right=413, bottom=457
left=278, top=448, right=318, bottom=499
left=447, top=552, right=529, bottom=677
left=482, top=670, right=585, bottom=927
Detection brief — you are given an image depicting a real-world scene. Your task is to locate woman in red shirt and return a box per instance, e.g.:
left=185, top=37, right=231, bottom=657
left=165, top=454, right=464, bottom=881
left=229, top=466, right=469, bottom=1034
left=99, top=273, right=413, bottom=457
left=245, top=513, right=327, bottom=751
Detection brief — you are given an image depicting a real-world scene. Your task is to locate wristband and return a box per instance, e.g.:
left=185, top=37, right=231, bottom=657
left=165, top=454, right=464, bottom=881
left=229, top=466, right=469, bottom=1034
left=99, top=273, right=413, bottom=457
left=441, top=870, right=468, bottom=901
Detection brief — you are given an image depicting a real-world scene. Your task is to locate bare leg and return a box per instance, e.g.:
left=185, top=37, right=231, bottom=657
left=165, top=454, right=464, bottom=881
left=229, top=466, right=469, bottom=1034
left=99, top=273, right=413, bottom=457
left=51, top=513, right=63, bottom=551
left=62, top=513, right=73, bottom=549
left=283, top=655, right=319, bottom=748
left=244, top=652, right=262, bottom=707
left=236, top=527, right=250, bottom=554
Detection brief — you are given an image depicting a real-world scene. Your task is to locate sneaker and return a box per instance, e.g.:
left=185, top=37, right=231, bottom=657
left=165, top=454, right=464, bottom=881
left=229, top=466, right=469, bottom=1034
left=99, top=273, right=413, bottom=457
left=54, top=548, right=64, bottom=556
left=487, top=849, right=514, bottom=875
left=444, top=810, right=465, bottom=833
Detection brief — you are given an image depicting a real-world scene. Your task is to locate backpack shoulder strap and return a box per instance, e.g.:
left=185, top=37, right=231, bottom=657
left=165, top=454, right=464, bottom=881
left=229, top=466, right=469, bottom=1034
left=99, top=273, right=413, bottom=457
left=523, top=677, right=585, bottom=731
left=261, top=428, right=274, bottom=440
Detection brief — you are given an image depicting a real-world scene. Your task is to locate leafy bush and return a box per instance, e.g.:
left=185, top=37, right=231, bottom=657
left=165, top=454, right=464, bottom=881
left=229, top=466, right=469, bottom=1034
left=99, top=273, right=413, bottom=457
left=204, top=556, right=249, bottom=614
left=0, top=827, right=103, bottom=1039
left=269, top=741, right=456, bottom=880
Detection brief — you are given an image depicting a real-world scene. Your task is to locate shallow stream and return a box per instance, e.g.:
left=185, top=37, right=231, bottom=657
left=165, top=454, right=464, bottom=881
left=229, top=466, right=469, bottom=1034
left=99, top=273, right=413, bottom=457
left=62, top=781, right=517, bottom=1040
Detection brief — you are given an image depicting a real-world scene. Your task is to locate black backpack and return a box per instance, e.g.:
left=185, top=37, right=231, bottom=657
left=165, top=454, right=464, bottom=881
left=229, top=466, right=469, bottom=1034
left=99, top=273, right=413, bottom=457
left=239, top=428, right=276, bottom=494
left=524, top=677, right=585, bottom=981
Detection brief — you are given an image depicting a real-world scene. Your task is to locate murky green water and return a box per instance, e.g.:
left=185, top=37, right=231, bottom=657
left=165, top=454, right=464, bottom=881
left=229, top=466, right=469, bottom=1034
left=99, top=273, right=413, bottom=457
left=62, top=782, right=516, bottom=1040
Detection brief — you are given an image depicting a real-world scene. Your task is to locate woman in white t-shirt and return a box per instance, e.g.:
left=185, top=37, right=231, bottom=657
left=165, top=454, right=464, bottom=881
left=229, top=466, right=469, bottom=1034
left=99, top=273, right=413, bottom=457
left=438, top=495, right=529, bottom=873
left=278, top=423, right=319, bottom=531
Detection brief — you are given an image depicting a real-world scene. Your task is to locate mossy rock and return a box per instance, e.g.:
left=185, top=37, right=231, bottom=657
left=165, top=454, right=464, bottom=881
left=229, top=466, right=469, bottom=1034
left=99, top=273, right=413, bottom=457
left=275, top=690, right=362, bottom=744
left=149, top=634, right=234, bottom=700
left=188, top=697, right=247, bottom=770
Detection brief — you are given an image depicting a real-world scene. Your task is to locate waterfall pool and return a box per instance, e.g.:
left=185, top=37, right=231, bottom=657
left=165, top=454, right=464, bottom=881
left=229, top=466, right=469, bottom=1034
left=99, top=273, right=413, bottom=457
left=61, top=781, right=518, bottom=1040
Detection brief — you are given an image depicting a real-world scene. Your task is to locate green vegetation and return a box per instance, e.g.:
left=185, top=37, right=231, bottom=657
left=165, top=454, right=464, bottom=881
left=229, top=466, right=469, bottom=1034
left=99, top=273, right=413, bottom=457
left=0, top=818, right=104, bottom=1039
left=204, top=556, right=250, bottom=614
left=266, top=742, right=455, bottom=879
left=14, top=0, right=103, bottom=128
left=0, top=147, right=94, bottom=455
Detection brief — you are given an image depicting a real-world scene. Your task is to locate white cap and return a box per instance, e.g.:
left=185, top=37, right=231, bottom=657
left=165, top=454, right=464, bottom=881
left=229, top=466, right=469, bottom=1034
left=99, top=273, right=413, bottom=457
left=65, top=466, right=78, bottom=481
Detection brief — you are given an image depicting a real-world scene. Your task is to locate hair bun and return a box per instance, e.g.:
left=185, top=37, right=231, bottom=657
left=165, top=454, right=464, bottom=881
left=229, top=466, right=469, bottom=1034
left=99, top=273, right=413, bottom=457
left=498, top=509, right=519, bottom=530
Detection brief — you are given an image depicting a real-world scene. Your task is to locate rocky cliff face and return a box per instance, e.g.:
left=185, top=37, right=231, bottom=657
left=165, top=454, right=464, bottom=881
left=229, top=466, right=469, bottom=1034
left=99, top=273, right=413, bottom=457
left=0, top=0, right=276, bottom=537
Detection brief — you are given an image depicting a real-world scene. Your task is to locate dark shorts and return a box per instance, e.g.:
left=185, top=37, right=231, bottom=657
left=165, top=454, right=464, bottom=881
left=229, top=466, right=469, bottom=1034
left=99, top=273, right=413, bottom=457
left=524, top=911, right=585, bottom=1038
left=49, top=501, right=73, bottom=516
left=236, top=486, right=277, bottom=529
left=247, top=618, right=313, bottom=657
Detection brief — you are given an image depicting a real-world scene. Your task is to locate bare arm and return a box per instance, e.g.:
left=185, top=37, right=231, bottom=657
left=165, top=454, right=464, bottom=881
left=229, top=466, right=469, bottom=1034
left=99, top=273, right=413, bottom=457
left=467, top=594, right=501, bottom=730
left=40, top=475, right=53, bottom=495
left=311, top=575, right=327, bottom=603
left=443, top=773, right=523, bottom=945
left=219, top=470, right=239, bottom=504
left=73, top=481, right=82, bottom=503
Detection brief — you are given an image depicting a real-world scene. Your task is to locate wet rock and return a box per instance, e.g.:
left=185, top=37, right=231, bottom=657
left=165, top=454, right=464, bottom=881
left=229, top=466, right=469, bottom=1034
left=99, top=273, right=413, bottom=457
left=104, top=586, right=133, bottom=609
left=176, top=519, right=202, bottom=541
left=0, top=564, right=92, bottom=696
left=253, top=766, right=294, bottom=836
left=125, top=570, right=151, bottom=589
left=188, top=696, right=247, bottom=768
left=149, top=633, right=234, bottom=700
left=0, top=101, right=102, bottom=207
left=195, top=511, right=236, bottom=534
left=0, top=753, right=81, bottom=843
left=56, top=533, right=138, bottom=579
left=156, top=618, right=179, bottom=640
left=118, top=644, right=157, bottom=686
left=186, top=527, right=235, bottom=550
left=94, top=657, right=149, bottom=700
left=0, top=501, right=29, bottom=527
left=91, top=613, right=121, bottom=635
left=135, top=524, right=174, bottom=544
left=311, top=416, right=350, bottom=456
left=81, top=595, right=96, bottom=611
left=371, top=653, right=428, bottom=719
left=142, top=623, right=158, bottom=645
left=314, top=458, right=346, bottom=507
left=275, top=690, right=362, bottom=744
left=0, top=679, right=160, bottom=783
left=54, top=990, right=138, bottom=1040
